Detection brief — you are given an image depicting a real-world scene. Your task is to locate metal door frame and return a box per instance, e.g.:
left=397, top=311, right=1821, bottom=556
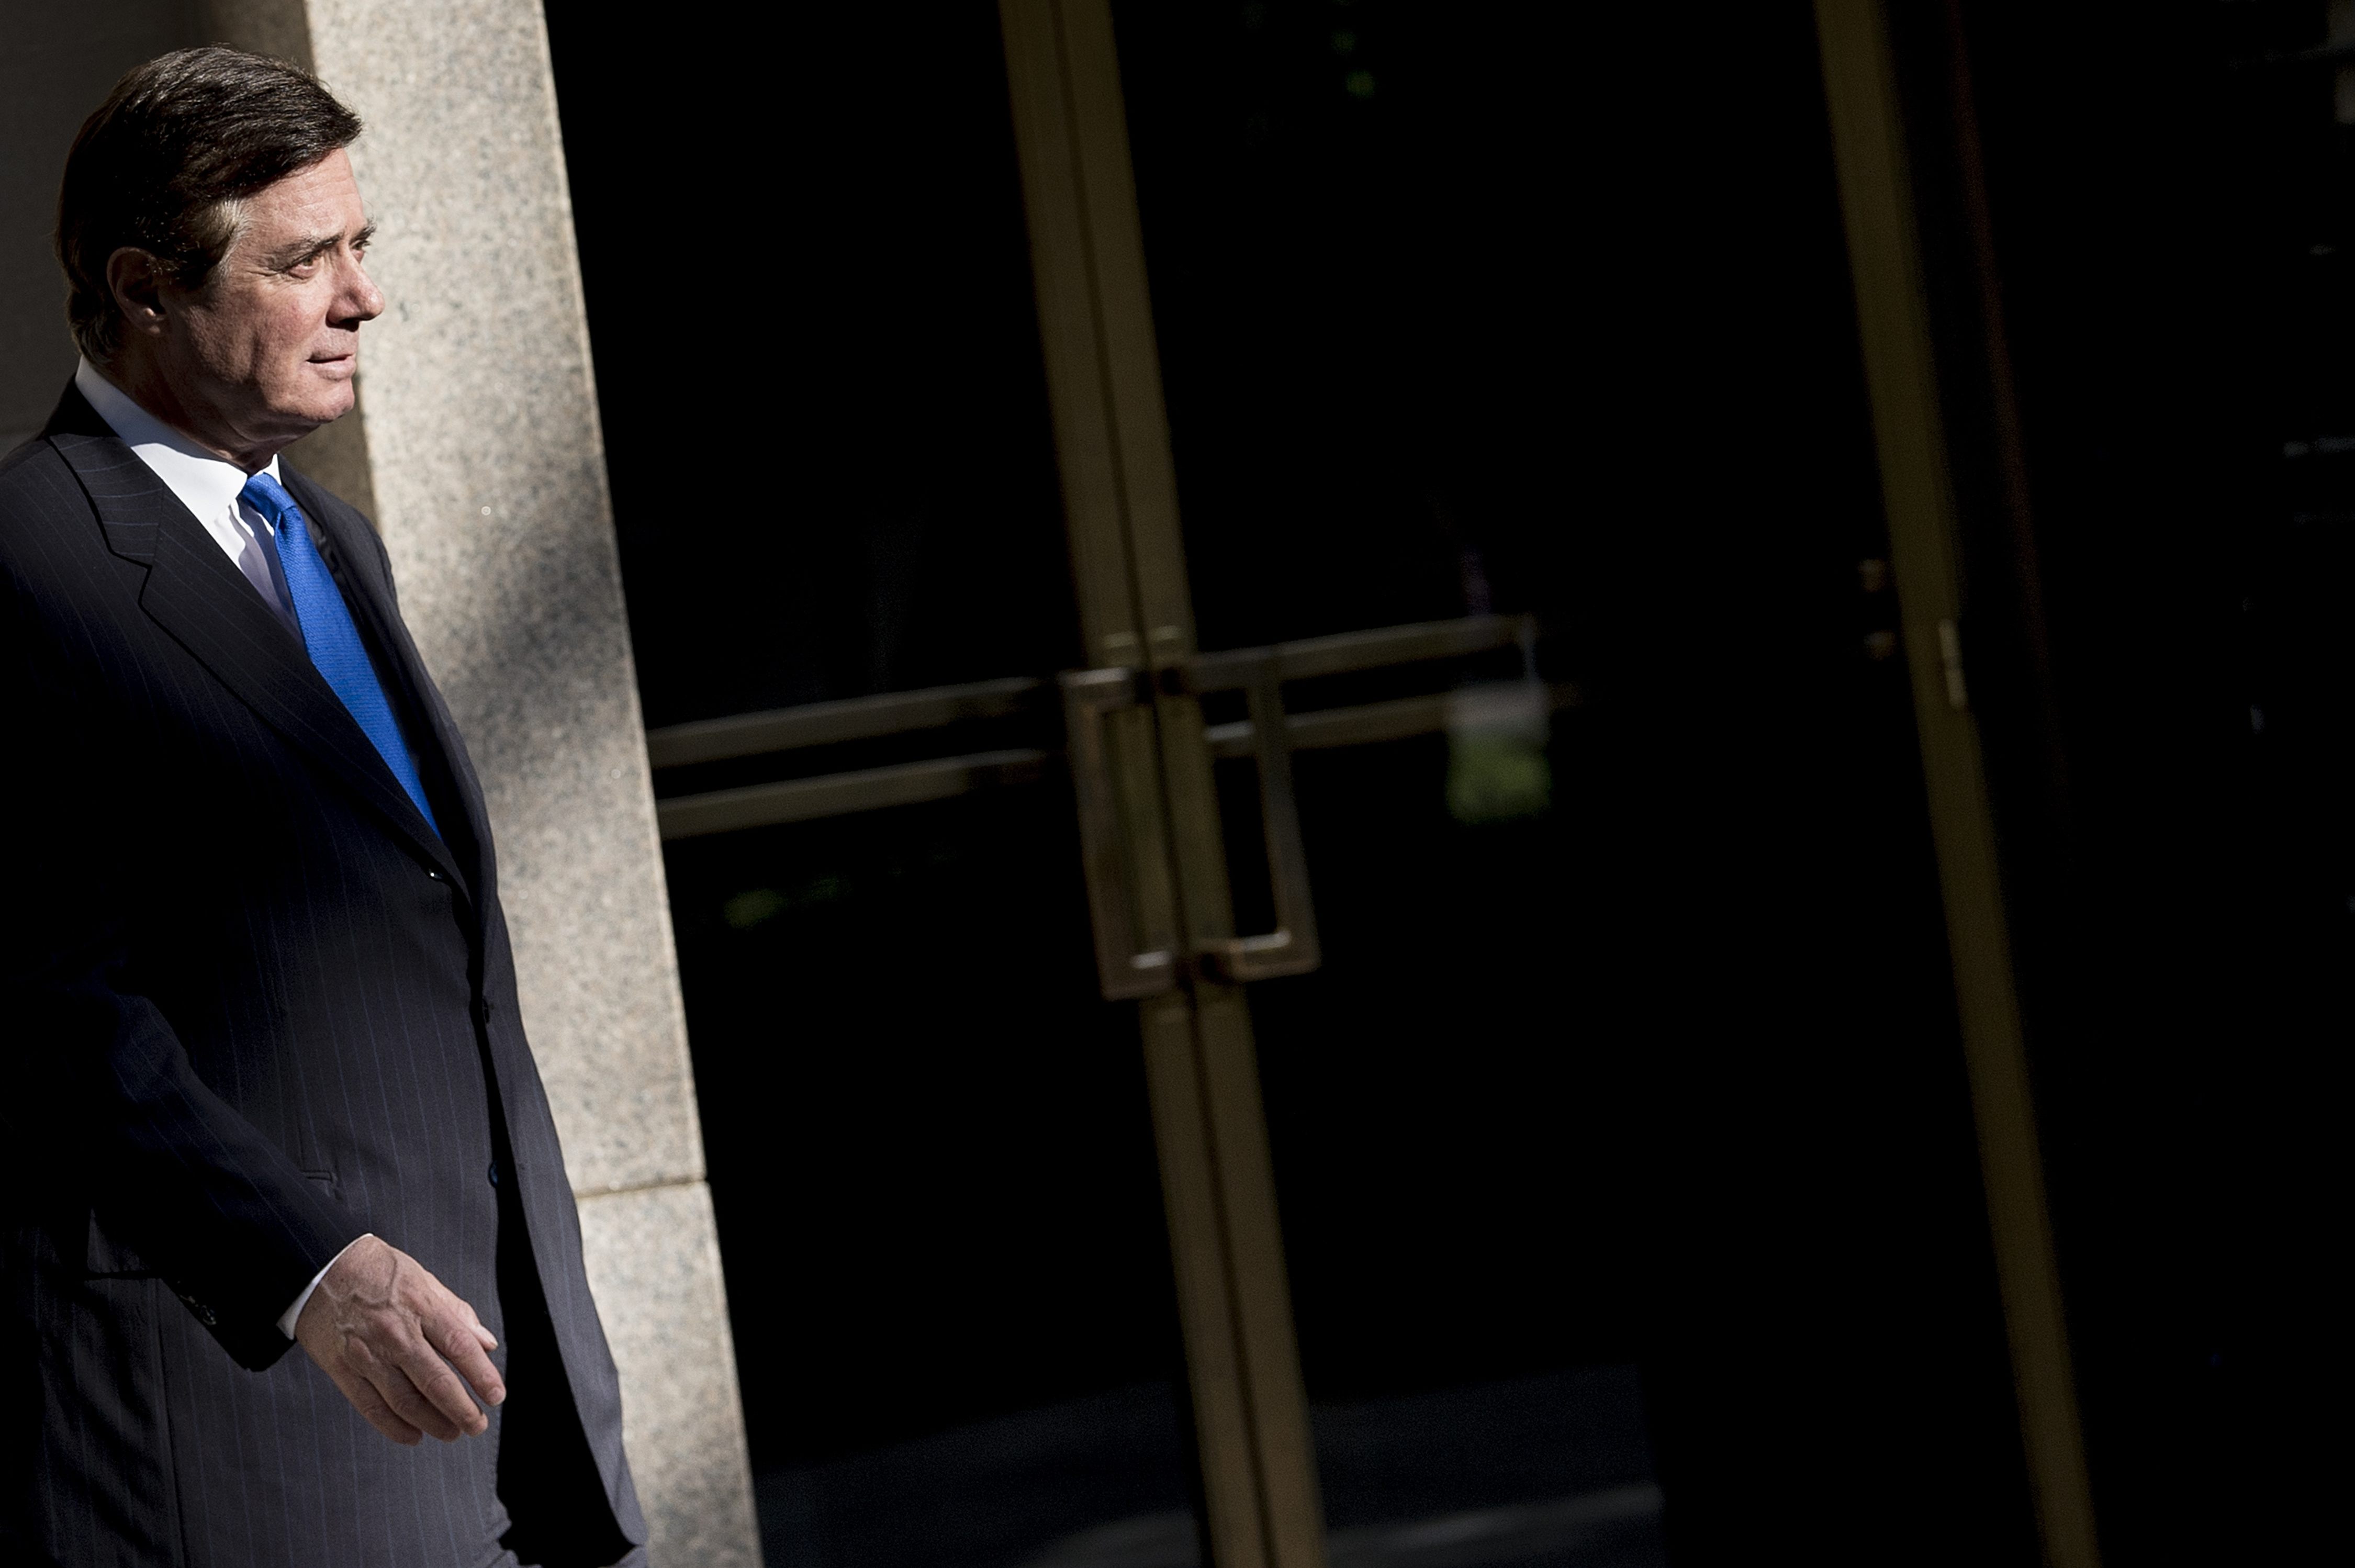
left=1812, top=5, right=2100, bottom=1566
left=995, top=3, right=1327, bottom=1561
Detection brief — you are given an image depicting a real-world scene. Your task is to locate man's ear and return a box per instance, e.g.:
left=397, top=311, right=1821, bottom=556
left=104, top=248, right=172, bottom=340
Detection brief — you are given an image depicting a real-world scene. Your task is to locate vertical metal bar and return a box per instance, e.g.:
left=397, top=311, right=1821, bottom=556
left=995, top=0, right=1181, bottom=973
left=1199, top=655, right=1321, bottom=981
left=1040, top=0, right=1244, bottom=968
left=997, top=3, right=1328, bottom=1565
left=1188, top=986, right=1327, bottom=1568
left=1137, top=990, right=1275, bottom=1568
left=1026, top=7, right=1329, bottom=1561
left=1047, top=0, right=1197, bottom=666
left=1811, top=6, right=2103, bottom=1567
left=1238, top=661, right=1319, bottom=972
left=1061, top=668, right=1178, bottom=1000
left=994, top=0, right=1147, bottom=670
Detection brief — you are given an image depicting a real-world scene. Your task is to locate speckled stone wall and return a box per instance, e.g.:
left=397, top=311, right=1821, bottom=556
left=223, top=2, right=761, bottom=1561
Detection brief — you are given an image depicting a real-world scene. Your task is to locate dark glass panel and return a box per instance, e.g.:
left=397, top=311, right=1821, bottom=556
left=1113, top=2, right=2032, bottom=1561
left=549, top=1, right=1077, bottom=727
left=661, top=788, right=1196, bottom=1567
left=1919, top=5, right=2354, bottom=1558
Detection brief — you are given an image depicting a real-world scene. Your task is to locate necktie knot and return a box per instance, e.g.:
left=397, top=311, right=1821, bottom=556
left=240, top=471, right=301, bottom=537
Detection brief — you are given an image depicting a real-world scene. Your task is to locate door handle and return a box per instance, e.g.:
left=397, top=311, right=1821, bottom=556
left=1059, top=667, right=1179, bottom=1000
left=1194, top=652, right=1321, bottom=982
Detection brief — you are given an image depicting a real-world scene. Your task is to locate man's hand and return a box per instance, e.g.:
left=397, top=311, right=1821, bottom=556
left=295, top=1235, right=506, bottom=1445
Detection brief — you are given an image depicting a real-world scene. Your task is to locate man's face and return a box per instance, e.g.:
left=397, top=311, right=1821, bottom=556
left=155, top=148, right=383, bottom=449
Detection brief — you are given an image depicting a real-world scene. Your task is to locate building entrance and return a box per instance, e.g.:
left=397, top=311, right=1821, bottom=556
left=552, top=3, right=2045, bottom=1564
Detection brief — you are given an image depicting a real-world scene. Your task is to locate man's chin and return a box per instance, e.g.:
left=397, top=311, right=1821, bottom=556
left=285, top=374, right=358, bottom=427
left=253, top=401, right=351, bottom=456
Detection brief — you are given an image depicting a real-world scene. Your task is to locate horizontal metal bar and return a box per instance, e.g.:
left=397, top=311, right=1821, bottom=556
left=1203, top=682, right=1584, bottom=759
left=655, top=747, right=1051, bottom=839
left=1188, top=613, right=1535, bottom=691
left=645, top=676, right=1045, bottom=768
left=647, top=614, right=1569, bottom=836
left=646, top=617, right=1532, bottom=768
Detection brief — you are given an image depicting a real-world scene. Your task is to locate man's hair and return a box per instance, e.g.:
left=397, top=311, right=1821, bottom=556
left=54, top=47, right=362, bottom=362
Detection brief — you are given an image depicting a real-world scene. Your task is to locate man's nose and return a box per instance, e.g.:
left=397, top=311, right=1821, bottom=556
left=340, top=258, right=386, bottom=326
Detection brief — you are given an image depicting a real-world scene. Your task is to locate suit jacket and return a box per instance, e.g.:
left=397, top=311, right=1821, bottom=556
left=0, top=383, right=648, bottom=1567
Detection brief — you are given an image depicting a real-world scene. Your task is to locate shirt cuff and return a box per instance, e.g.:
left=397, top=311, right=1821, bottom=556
left=278, top=1234, right=373, bottom=1340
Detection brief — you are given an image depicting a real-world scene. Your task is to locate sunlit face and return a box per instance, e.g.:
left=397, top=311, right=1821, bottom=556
left=148, top=148, right=383, bottom=452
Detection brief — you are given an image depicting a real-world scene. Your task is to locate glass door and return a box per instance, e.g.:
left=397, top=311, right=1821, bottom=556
left=995, top=2, right=2040, bottom=1564
left=565, top=2, right=2051, bottom=1563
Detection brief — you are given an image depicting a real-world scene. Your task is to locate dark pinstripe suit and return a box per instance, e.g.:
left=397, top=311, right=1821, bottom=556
left=0, top=384, right=649, bottom=1567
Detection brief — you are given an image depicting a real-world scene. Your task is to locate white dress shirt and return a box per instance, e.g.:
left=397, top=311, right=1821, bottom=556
left=74, top=358, right=299, bottom=632
left=76, top=357, right=370, bottom=1339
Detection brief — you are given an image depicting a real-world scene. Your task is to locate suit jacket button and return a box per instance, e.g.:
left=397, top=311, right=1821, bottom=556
left=425, top=867, right=445, bottom=881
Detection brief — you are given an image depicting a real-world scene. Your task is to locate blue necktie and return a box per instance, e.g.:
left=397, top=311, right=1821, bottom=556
left=240, top=472, right=439, bottom=834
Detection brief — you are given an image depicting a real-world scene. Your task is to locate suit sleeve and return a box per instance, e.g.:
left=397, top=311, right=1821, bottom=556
left=0, top=555, right=365, bottom=1371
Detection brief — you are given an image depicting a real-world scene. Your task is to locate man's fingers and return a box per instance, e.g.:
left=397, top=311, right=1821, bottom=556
left=357, top=1397, right=427, bottom=1447
left=396, top=1344, right=487, bottom=1439
left=375, top=1359, right=467, bottom=1443
left=323, top=1360, right=422, bottom=1446
left=424, top=1309, right=506, bottom=1407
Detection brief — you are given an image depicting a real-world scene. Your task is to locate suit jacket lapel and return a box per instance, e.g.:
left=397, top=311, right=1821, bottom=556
left=286, top=467, right=499, bottom=905
left=44, top=403, right=463, bottom=887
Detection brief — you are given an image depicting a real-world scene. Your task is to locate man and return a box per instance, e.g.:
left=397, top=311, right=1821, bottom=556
left=0, top=48, right=647, bottom=1567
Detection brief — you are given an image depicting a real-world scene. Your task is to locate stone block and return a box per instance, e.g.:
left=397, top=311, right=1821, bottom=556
left=579, top=1181, right=763, bottom=1568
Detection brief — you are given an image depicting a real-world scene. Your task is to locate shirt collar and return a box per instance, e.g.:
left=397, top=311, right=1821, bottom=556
left=75, top=357, right=282, bottom=526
